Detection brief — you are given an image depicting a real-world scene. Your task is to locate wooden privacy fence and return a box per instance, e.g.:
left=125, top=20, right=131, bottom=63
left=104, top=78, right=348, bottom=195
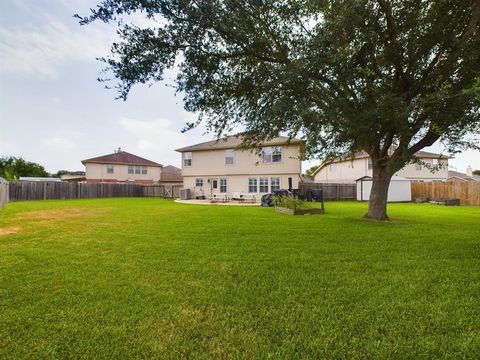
left=299, top=182, right=356, bottom=201
left=0, top=178, right=8, bottom=209
left=8, top=182, right=183, bottom=202
left=411, top=181, right=480, bottom=205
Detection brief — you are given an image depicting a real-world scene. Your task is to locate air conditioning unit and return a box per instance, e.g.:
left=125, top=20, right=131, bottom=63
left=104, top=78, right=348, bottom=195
left=179, top=188, right=190, bottom=200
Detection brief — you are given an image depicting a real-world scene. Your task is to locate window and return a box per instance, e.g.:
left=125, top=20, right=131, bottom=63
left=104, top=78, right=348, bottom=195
left=212, top=179, right=218, bottom=189
left=195, top=178, right=204, bottom=187
left=262, top=146, right=282, bottom=163
left=330, top=164, right=336, bottom=172
left=183, top=152, right=192, bottom=167
left=271, top=177, right=280, bottom=191
left=367, top=158, right=373, bottom=170
left=415, top=163, right=422, bottom=171
left=432, top=159, right=438, bottom=167
left=248, top=178, right=258, bottom=193
left=220, top=178, right=227, bottom=193
left=259, top=178, right=269, bottom=192
left=128, top=165, right=147, bottom=175
left=225, top=149, right=234, bottom=165
left=106, top=164, right=114, bottom=174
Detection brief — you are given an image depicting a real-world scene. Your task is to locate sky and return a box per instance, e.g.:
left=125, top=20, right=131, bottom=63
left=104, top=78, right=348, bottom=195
left=0, top=0, right=479, bottom=174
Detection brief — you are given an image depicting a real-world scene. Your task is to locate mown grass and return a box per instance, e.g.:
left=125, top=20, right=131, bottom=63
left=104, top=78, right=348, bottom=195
left=0, top=198, right=479, bottom=359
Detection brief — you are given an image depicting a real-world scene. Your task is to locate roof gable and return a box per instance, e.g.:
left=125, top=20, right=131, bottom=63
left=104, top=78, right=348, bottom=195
left=81, top=151, right=162, bottom=167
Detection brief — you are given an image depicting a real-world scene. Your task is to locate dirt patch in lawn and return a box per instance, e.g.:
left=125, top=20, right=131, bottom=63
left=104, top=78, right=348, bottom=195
left=14, top=208, right=104, bottom=222
left=0, top=226, right=20, bottom=236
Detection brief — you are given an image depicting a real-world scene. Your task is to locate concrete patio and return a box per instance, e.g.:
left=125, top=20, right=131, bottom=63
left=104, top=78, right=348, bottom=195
left=175, top=199, right=260, bottom=206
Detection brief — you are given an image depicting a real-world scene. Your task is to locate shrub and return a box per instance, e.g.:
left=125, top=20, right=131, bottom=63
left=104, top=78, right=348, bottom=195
left=272, top=195, right=313, bottom=210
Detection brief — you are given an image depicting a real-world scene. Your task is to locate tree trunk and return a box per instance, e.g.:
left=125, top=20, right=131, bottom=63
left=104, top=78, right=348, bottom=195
left=364, top=166, right=394, bottom=221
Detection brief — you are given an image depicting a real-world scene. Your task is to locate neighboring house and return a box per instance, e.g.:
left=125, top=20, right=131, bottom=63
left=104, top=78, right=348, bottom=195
left=313, top=150, right=450, bottom=183
left=448, top=166, right=480, bottom=181
left=82, top=149, right=162, bottom=184
left=176, top=135, right=303, bottom=199
left=159, top=165, right=183, bottom=185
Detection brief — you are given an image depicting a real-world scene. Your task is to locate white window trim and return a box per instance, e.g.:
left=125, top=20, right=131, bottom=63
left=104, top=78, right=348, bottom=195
left=225, top=149, right=234, bottom=165
left=183, top=152, right=192, bottom=167
left=248, top=178, right=258, bottom=193
left=220, top=178, right=227, bottom=193
left=261, top=146, right=282, bottom=164
left=259, top=177, right=269, bottom=193
left=271, top=177, right=281, bottom=192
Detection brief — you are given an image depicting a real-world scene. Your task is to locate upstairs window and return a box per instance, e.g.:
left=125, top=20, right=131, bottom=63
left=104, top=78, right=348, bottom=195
left=330, top=164, right=336, bottom=172
left=262, top=147, right=282, bottom=163
left=415, top=163, right=422, bottom=171
left=432, top=159, right=439, bottom=167
left=225, top=149, right=234, bottom=165
left=128, top=165, right=147, bottom=174
left=106, top=164, right=114, bottom=174
left=183, top=152, right=192, bottom=167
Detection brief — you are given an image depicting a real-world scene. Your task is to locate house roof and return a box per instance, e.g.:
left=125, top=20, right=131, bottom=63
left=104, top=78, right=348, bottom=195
left=160, top=165, right=182, bottom=182
left=312, top=148, right=452, bottom=176
left=175, top=135, right=303, bottom=152
left=448, top=170, right=480, bottom=181
left=81, top=151, right=162, bottom=167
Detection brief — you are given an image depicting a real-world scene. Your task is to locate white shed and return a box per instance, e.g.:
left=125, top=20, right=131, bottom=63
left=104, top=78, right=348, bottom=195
left=356, top=175, right=412, bottom=202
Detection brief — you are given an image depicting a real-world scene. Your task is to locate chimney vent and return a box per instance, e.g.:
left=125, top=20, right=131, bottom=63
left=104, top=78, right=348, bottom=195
left=466, top=165, right=473, bottom=177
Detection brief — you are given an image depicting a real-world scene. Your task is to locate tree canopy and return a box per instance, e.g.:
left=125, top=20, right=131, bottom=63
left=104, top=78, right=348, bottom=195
left=78, top=0, right=480, bottom=219
left=0, top=156, right=49, bottom=181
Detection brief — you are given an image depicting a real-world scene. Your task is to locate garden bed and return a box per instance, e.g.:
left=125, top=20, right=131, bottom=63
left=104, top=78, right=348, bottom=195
left=275, top=206, right=325, bottom=215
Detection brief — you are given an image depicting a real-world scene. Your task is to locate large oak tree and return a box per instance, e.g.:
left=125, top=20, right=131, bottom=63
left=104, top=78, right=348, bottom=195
left=78, top=0, right=480, bottom=220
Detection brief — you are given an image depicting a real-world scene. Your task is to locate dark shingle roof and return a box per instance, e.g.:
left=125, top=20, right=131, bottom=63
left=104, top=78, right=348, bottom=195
left=176, top=135, right=302, bottom=152
left=160, top=165, right=182, bottom=182
left=81, top=151, right=162, bottom=167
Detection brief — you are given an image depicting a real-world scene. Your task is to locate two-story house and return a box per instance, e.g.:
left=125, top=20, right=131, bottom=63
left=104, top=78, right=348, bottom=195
left=82, top=149, right=162, bottom=184
left=176, top=135, right=303, bottom=199
left=313, top=150, right=450, bottom=183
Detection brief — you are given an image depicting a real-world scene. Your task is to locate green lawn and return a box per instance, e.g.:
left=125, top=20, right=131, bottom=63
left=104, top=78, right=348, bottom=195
left=0, top=199, right=479, bottom=359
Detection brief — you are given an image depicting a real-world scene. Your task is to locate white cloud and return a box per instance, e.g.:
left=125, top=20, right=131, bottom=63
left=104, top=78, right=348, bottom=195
left=0, top=15, right=115, bottom=79
left=42, top=137, right=76, bottom=150
left=119, top=117, right=190, bottom=166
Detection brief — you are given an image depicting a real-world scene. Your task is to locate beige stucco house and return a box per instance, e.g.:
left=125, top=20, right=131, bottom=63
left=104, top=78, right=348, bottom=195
left=176, top=135, right=303, bottom=199
left=82, top=149, right=162, bottom=184
left=313, top=150, right=450, bottom=183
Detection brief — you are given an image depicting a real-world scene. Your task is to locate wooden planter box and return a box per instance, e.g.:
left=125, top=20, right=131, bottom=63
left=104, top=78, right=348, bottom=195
left=275, top=206, right=325, bottom=215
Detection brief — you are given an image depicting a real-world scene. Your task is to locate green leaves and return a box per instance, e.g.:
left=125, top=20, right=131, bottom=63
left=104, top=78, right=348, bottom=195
left=78, top=0, right=480, bottom=161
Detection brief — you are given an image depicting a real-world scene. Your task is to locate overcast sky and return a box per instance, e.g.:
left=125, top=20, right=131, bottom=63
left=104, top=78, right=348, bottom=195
left=1, top=0, right=478, bottom=174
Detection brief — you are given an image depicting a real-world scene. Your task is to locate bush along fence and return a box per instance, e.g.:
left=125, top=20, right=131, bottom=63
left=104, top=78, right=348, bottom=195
left=299, top=182, right=356, bottom=201
left=7, top=181, right=183, bottom=202
left=0, top=177, right=8, bottom=209
left=411, top=181, right=480, bottom=206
